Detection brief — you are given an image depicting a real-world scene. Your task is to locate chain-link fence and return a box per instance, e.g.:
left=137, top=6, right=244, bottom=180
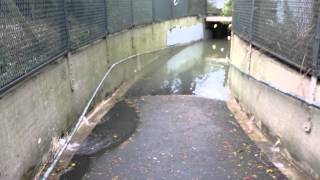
left=173, top=0, right=189, bottom=18
left=107, top=0, right=132, bottom=33
left=67, top=0, right=107, bottom=50
left=189, top=0, right=206, bottom=16
left=0, top=0, right=68, bottom=92
left=153, top=0, right=172, bottom=22
left=233, top=0, right=320, bottom=76
left=133, top=0, right=153, bottom=25
left=233, top=0, right=252, bottom=41
left=0, top=0, right=206, bottom=93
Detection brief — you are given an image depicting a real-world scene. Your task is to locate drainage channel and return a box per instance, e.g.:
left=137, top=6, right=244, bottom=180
left=60, top=39, right=299, bottom=180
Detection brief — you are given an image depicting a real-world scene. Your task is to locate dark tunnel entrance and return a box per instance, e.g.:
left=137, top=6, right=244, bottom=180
left=205, top=22, right=231, bottom=39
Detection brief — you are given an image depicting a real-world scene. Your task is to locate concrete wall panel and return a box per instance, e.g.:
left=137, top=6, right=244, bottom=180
left=0, top=60, right=73, bottom=179
left=132, top=25, right=155, bottom=54
left=69, top=40, right=108, bottom=114
left=230, top=34, right=320, bottom=179
left=107, top=31, right=134, bottom=64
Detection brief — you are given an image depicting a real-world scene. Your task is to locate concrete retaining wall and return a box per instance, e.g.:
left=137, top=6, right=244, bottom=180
left=229, top=34, right=320, bottom=179
left=0, top=17, right=204, bottom=180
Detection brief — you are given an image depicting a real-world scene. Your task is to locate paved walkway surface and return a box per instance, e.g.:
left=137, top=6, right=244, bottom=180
left=78, top=95, right=286, bottom=180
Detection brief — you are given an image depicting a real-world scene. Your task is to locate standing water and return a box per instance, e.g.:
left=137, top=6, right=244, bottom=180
left=61, top=40, right=287, bottom=180
left=127, top=40, right=230, bottom=100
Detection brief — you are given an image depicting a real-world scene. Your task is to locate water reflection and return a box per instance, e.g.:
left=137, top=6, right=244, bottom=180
left=128, top=39, right=230, bottom=101
left=61, top=39, right=231, bottom=179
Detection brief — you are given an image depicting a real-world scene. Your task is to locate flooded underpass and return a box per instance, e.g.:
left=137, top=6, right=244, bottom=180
left=61, top=40, right=288, bottom=180
left=127, top=40, right=230, bottom=99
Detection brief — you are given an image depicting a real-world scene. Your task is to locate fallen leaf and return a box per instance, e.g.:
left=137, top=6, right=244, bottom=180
left=266, top=169, right=273, bottom=174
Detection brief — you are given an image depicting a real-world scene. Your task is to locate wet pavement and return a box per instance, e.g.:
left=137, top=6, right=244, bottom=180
left=61, top=40, right=288, bottom=180
left=60, top=100, right=139, bottom=179
left=76, top=96, right=286, bottom=180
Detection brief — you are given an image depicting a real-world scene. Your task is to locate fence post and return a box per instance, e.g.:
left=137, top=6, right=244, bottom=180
left=130, top=0, right=134, bottom=26
left=312, top=10, right=320, bottom=77
left=103, top=0, right=108, bottom=34
left=152, top=0, right=155, bottom=22
left=249, top=0, right=255, bottom=45
left=62, top=0, right=75, bottom=91
left=310, top=7, right=320, bottom=101
left=248, top=0, right=255, bottom=73
left=188, top=0, right=191, bottom=16
left=63, top=0, right=70, bottom=50
left=205, top=0, right=207, bottom=15
left=63, top=0, right=71, bottom=52
left=171, top=0, right=174, bottom=19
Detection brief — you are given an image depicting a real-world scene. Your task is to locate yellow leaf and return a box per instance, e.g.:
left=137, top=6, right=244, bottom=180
left=266, top=169, right=273, bottom=174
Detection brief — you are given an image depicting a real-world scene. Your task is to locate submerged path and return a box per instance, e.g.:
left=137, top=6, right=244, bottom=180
left=61, top=40, right=288, bottom=179
left=68, top=95, right=286, bottom=180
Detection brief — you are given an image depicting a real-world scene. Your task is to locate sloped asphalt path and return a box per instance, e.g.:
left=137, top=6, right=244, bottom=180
left=76, top=95, right=287, bottom=180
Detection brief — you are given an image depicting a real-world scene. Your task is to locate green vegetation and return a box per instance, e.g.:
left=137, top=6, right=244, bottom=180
left=207, top=0, right=233, bottom=16
left=221, top=0, right=233, bottom=16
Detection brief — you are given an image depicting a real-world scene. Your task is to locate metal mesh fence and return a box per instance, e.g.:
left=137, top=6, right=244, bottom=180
left=189, top=0, right=206, bottom=16
left=133, top=0, right=153, bottom=25
left=233, top=0, right=320, bottom=76
left=0, top=0, right=206, bottom=93
left=232, top=0, right=253, bottom=41
left=67, top=0, right=106, bottom=50
left=173, top=0, right=189, bottom=18
left=106, top=0, right=132, bottom=33
left=0, top=0, right=68, bottom=90
left=153, top=0, right=172, bottom=21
